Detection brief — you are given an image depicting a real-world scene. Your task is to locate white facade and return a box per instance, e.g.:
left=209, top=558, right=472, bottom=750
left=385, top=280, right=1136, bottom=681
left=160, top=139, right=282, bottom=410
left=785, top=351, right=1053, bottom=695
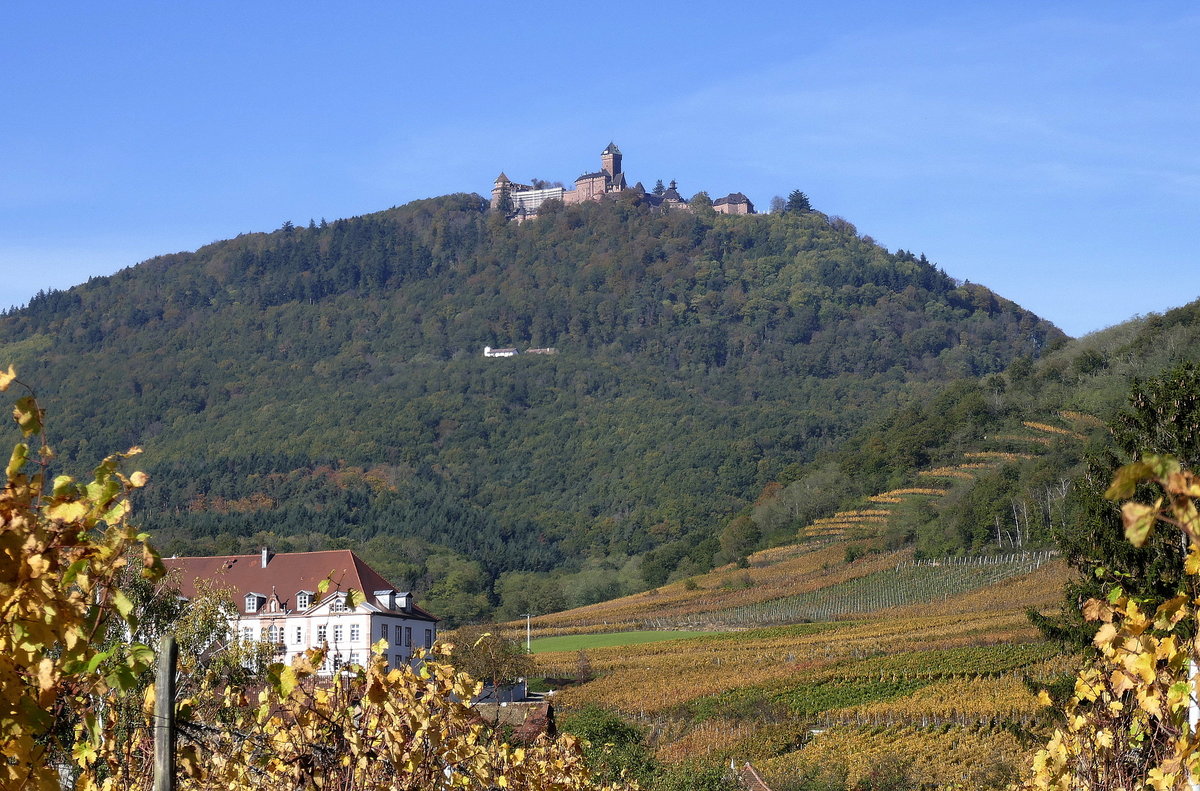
left=236, top=590, right=436, bottom=672
left=483, top=346, right=518, bottom=357
left=509, top=186, right=565, bottom=215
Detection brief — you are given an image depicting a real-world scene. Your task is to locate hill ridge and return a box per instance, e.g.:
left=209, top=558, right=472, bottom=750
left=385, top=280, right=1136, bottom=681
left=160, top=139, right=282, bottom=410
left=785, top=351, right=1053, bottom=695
left=0, top=194, right=1065, bottom=623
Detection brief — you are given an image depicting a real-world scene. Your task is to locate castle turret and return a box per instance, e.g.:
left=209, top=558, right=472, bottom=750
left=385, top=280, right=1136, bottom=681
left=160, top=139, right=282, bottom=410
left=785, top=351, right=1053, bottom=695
left=491, top=172, right=511, bottom=211
left=601, top=142, right=622, bottom=182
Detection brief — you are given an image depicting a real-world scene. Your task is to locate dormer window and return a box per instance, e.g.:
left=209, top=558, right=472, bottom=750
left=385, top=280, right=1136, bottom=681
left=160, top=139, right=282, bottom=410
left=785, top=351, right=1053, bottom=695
left=296, top=591, right=313, bottom=610
left=330, top=594, right=348, bottom=613
left=244, top=593, right=264, bottom=613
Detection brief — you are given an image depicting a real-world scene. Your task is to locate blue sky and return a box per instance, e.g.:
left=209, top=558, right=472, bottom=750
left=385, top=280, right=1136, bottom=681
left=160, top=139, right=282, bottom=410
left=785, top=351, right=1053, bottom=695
left=2, top=2, right=1196, bottom=337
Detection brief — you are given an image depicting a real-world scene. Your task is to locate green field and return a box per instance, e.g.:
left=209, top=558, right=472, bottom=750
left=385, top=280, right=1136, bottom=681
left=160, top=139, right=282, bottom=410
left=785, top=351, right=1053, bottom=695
left=529, top=630, right=718, bottom=653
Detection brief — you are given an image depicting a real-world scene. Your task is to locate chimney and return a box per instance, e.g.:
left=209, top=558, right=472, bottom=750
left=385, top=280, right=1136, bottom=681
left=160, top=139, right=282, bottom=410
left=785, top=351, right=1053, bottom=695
left=261, top=547, right=272, bottom=568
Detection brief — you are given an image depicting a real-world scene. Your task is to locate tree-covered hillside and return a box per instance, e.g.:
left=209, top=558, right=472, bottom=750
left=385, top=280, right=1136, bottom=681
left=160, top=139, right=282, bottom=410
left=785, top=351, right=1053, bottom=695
left=0, top=193, right=1062, bottom=622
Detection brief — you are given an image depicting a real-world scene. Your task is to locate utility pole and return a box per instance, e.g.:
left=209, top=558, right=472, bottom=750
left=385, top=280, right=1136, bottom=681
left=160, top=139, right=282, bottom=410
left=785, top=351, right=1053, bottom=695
left=154, top=634, right=177, bottom=791
left=521, top=613, right=532, bottom=653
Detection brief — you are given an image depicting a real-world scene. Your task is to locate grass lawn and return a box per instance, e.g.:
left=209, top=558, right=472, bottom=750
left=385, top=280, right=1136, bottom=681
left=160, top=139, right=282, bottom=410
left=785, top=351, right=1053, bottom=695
left=529, top=630, right=718, bottom=653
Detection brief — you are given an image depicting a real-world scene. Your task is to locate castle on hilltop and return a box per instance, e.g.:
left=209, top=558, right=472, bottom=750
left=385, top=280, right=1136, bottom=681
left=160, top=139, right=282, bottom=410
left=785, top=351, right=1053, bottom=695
left=491, top=143, right=754, bottom=221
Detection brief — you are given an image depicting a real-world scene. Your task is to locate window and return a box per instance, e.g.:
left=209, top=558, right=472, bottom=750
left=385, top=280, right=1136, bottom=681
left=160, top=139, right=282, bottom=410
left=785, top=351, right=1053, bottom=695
left=380, top=624, right=389, bottom=641
left=404, top=627, right=412, bottom=647
left=317, top=625, right=327, bottom=644
left=347, top=652, right=357, bottom=667
left=395, top=655, right=403, bottom=668
left=424, top=629, right=433, bottom=649
left=296, top=591, right=311, bottom=610
left=294, top=626, right=304, bottom=645
left=330, top=595, right=347, bottom=613
left=333, top=625, right=344, bottom=643
left=244, top=593, right=260, bottom=613
left=241, top=627, right=253, bottom=642
left=350, top=624, right=360, bottom=642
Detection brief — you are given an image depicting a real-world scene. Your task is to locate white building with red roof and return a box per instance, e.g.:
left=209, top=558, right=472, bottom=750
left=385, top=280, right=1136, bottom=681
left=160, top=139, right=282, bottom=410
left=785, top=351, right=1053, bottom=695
left=163, top=548, right=438, bottom=673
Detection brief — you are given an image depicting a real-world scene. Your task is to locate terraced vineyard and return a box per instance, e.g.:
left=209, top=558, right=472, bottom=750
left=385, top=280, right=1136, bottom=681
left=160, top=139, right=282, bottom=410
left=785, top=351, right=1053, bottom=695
left=643, top=551, right=1058, bottom=629
left=796, top=410, right=1095, bottom=543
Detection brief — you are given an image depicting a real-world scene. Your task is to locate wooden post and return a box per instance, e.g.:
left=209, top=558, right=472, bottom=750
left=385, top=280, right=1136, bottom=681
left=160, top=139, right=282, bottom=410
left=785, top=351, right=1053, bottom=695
left=154, top=634, right=177, bottom=791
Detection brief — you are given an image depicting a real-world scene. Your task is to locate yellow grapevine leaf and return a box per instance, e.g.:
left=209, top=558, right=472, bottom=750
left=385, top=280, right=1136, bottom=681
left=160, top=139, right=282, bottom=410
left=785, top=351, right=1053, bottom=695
left=27, top=553, right=50, bottom=578
left=1106, top=461, right=1155, bottom=500
left=129, top=470, right=149, bottom=488
left=1132, top=649, right=1157, bottom=684
left=0, top=364, right=16, bottom=391
left=6, top=442, right=28, bottom=479
left=13, top=395, right=42, bottom=436
left=1093, top=622, right=1119, bottom=651
left=1122, top=500, right=1161, bottom=547
left=1148, top=768, right=1177, bottom=791
left=1168, top=471, right=1200, bottom=497
left=1110, top=669, right=1135, bottom=695
left=1187, top=545, right=1200, bottom=575
left=1082, top=598, right=1112, bottom=623
left=1144, top=454, right=1182, bottom=479
left=37, top=658, right=56, bottom=692
left=111, top=590, right=135, bottom=620
left=279, top=666, right=298, bottom=698
left=1177, top=499, right=1200, bottom=537
left=46, top=500, right=89, bottom=523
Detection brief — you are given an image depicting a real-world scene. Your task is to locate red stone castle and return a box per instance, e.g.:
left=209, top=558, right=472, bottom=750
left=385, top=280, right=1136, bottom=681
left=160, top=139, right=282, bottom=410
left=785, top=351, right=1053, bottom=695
left=491, top=142, right=754, bottom=221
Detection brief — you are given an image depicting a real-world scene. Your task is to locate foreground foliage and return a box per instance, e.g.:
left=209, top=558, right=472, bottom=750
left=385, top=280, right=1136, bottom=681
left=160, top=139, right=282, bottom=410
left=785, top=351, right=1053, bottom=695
left=99, top=646, right=620, bottom=791
left=0, top=368, right=157, bottom=789
left=1023, top=456, right=1200, bottom=791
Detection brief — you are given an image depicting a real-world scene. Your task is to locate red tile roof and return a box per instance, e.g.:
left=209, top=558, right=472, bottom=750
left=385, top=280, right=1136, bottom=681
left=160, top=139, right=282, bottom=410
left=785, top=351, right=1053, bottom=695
left=162, top=550, right=438, bottom=621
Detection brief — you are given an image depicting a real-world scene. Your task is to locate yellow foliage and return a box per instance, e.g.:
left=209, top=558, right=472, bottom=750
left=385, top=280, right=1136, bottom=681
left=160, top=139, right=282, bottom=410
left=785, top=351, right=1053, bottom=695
left=0, top=374, right=157, bottom=790
left=93, top=647, right=625, bottom=790
left=1021, top=458, right=1200, bottom=791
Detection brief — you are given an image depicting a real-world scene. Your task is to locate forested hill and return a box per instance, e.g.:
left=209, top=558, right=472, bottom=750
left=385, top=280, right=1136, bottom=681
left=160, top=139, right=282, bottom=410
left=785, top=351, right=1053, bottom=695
left=0, top=193, right=1063, bottom=621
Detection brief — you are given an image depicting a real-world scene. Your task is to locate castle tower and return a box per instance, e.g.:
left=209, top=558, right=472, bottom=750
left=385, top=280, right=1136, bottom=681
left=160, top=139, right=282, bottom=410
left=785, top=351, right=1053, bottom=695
left=601, top=142, right=622, bottom=182
left=491, top=172, right=511, bottom=211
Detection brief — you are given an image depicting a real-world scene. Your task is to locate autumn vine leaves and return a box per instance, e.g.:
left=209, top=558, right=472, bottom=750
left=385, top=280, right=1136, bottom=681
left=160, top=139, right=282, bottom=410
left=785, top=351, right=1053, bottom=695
left=0, top=367, right=157, bottom=790
left=1025, top=456, right=1200, bottom=791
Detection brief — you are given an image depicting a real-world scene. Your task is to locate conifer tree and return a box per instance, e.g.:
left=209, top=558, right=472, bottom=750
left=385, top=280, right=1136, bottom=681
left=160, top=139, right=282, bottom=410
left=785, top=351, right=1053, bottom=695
left=785, top=189, right=812, bottom=212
